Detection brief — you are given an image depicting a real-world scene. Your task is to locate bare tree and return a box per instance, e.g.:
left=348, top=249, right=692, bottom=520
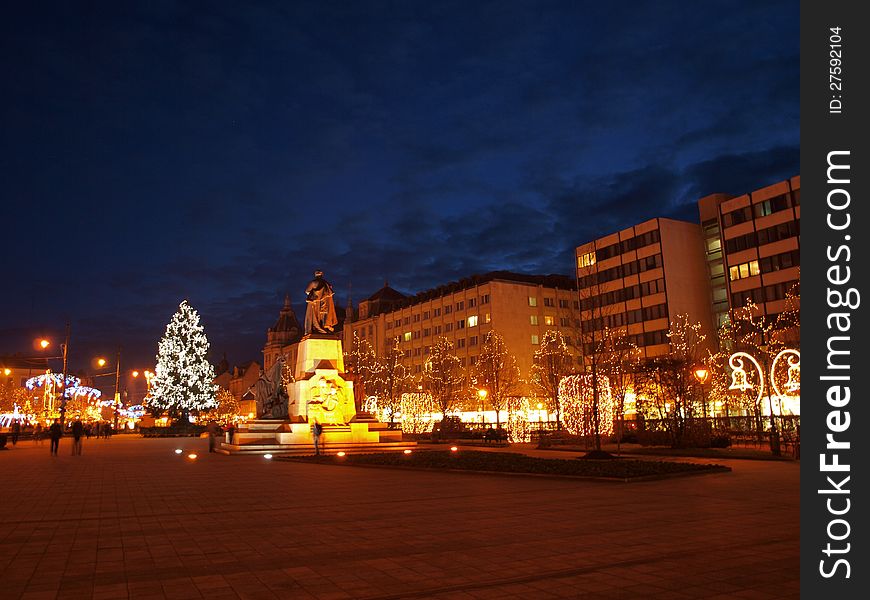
left=422, top=337, right=465, bottom=418
left=530, top=330, right=574, bottom=430
left=598, top=326, right=640, bottom=453
left=471, top=330, right=522, bottom=429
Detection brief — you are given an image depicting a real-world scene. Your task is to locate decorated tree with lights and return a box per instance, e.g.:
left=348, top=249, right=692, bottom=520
left=0, top=384, right=30, bottom=414
left=598, top=326, right=640, bottom=452
left=201, top=388, right=241, bottom=424
left=654, top=314, right=708, bottom=447
left=530, top=330, right=574, bottom=430
left=422, top=337, right=464, bottom=419
left=344, top=333, right=381, bottom=410
left=148, top=300, right=217, bottom=422
left=472, top=330, right=522, bottom=428
left=373, top=337, right=413, bottom=423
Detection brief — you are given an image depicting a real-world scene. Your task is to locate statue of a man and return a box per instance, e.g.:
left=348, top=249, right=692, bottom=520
left=304, top=270, right=339, bottom=334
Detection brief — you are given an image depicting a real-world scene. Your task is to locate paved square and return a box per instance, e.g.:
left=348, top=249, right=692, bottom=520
left=0, top=436, right=798, bottom=599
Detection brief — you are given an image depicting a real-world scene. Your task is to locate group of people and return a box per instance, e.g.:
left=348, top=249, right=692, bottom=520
left=0, top=419, right=116, bottom=455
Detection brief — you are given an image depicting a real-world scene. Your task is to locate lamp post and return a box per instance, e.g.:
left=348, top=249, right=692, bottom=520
left=477, top=388, right=488, bottom=424
left=692, top=366, right=710, bottom=420
left=537, top=402, right=544, bottom=434
left=113, top=348, right=121, bottom=432
left=39, top=325, right=70, bottom=425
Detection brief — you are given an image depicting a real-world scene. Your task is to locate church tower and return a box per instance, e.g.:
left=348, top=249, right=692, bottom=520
left=263, top=295, right=301, bottom=370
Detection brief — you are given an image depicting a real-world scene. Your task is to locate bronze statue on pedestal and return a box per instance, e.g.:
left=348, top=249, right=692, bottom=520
left=304, top=270, right=338, bottom=334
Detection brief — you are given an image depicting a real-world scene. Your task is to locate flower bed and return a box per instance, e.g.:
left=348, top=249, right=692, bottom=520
left=285, top=450, right=730, bottom=481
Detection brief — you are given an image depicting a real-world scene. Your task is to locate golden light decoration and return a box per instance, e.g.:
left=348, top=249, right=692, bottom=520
left=559, top=374, right=614, bottom=437
left=771, top=349, right=801, bottom=397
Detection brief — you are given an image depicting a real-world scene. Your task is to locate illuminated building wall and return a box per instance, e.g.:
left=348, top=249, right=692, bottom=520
left=345, top=272, right=580, bottom=382
left=575, top=218, right=715, bottom=361
left=698, top=176, right=800, bottom=326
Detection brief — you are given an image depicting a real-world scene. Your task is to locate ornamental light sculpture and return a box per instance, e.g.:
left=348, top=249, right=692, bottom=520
left=728, top=348, right=800, bottom=456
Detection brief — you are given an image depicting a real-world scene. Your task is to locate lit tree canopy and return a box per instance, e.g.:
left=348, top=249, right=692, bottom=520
left=472, top=330, right=522, bottom=427
left=422, top=337, right=464, bottom=417
left=149, top=300, right=217, bottom=419
left=530, top=330, right=574, bottom=429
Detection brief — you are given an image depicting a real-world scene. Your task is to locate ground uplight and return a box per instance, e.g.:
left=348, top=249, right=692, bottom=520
left=337, top=451, right=346, bottom=457
left=450, top=446, right=458, bottom=452
left=174, top=449, right=183, bottom=454
left=187, top=453, right=197, bottom=459
left=403, top=449, right=412, bottom=455
left=264, top=454, right=273, bottom=460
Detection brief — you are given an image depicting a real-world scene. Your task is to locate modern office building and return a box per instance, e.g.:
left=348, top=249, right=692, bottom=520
left=698, top=175, right=800, bottom=328
left=344, top=271, right=580, bottom=382
left=574, top=175, right=800, bottom=361
left=574, top=218, right=715, bottom=361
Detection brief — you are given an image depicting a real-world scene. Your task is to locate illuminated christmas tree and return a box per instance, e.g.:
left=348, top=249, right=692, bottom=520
left=149, top=300, right=217, bottom=422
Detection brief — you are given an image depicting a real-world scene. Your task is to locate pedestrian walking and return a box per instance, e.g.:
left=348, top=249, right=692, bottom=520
left=226, top=422, right=236, bottom=445
left=312, top=421, right=323, bottom=455
left=85, top=423, right=92, bottom=439
left=71, top=418, right=84, bottom=455
left=48, top=419, right=62, bottom=455
left=34, top=423, right=44, bottom=445
left=11, top=421, right=21, bottom=446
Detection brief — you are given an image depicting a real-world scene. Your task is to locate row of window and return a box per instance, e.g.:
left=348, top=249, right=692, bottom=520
left=728, top=249, right=801, bottom=282
left=730, top=280, right=800, bottom=308
left=721, top=192, right=795, bottom=227
left=528, top=296, right=578, bottom=308
left=723, top=220, right=800, bottom=254
left=398, top=314, right=492, bottom=342
left=593, top=229, right=662, bottom=262
left=578, top=253, right=663, bottom=288
left=582, top=329, right=670, bottom=355
left=579, top=278, right=666, bottom=311
left=581, top=303, right=669, bottom=333
left=385, top=295, right=491, bottom=329
left=729, top=260, right=760, bottom=281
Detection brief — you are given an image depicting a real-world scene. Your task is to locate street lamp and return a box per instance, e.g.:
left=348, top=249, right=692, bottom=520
left=477, top=389, right=487, bottom=423
left=38, top=325, right=70, bottom=425
left=693, top=366, right=710, bottom=420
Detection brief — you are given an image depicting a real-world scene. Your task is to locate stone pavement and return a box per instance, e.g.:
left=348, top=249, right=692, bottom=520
left=0, top=436, right=799, bottom=599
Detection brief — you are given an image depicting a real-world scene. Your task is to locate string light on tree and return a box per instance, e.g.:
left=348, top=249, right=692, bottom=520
left=559, top=374, right=614, bottom=437
left=148, top=300, right=218, bottom=421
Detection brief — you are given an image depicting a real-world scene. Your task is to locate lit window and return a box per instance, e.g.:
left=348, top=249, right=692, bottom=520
left=467, top=315, right=478, bottom=327
left=544, top=316, right=555, bottom=326
left=530, top=315, right=539, bottom=325
left=578, top=252, right=596, bottom=268
left=403, top=332, right=411, bottom=342
left=484, top=313, right=491, bottom=323
left=531, top=335, right=539, bottom=345
left=749, top=260, right=760, bottom=276
left=528, top=297, right=537, bottom=307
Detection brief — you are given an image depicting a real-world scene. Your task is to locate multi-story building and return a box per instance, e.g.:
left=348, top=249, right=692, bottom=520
left=574, top=176, right=800, bottom=361
left=698, top=175, right=800, bottom=327
left=344, top=271, right=580, bottom=382
left=574, top=218, right=715, bottom=361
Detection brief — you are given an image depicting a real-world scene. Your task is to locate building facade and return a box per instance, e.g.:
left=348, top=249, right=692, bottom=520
left=574, top=175, right=800, bottom=360
left=698, top=175, right=800, bottom=328
left=575, top=218, right=715, bottom=361
left=344, top=272, right=580, bottom=383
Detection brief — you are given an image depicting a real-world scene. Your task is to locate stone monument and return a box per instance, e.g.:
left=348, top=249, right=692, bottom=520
left=219, top=270, right=413, bottom=455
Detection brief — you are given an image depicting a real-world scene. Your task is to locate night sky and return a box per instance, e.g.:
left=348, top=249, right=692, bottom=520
left=1, top=1, right=798, bottom=375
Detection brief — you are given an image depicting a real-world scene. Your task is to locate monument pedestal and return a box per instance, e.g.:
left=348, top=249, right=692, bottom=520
left=219, top=334, right=415, bottom=455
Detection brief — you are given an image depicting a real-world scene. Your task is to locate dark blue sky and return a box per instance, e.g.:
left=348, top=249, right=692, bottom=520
left=1, top=1, right=798, bottom=372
